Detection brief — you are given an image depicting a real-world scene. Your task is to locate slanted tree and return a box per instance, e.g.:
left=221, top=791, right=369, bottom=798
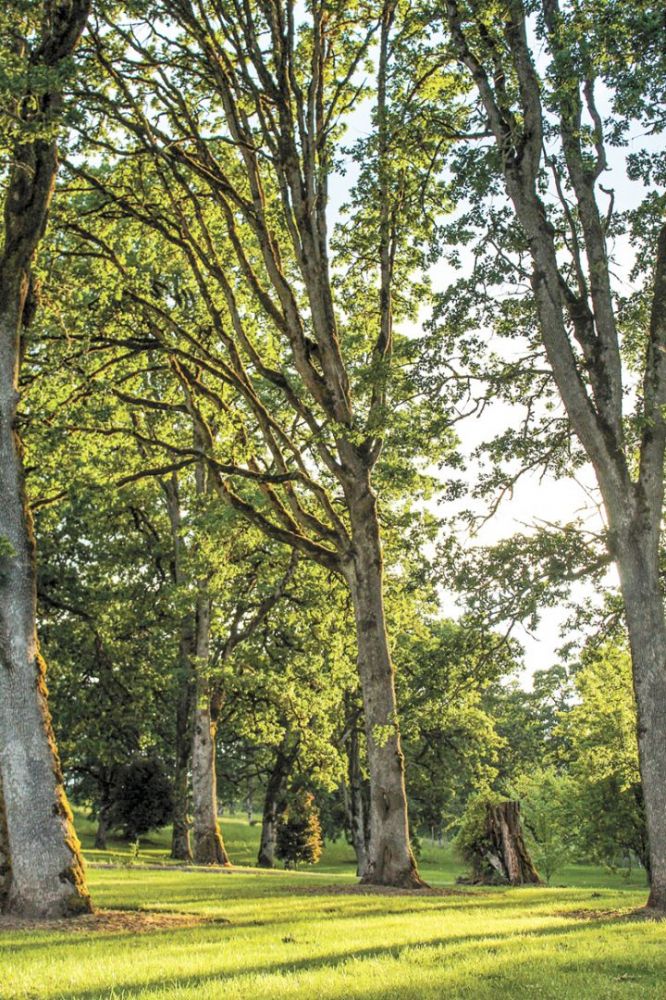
left=0, top=0, right=91, bottom=917
left=431, top=0, right=666, bottom=909
left=57, top=0, right=456, bottom=886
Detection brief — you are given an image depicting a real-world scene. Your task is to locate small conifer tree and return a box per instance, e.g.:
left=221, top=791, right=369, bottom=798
left=276, top=789, right=323, bottom=869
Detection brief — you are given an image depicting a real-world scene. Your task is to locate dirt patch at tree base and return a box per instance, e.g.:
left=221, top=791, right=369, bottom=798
left=296, top=884, right=473, bottom=898
left=555, top=907, right=666, bottom=923
left=0, top=908, right=224, bottom=934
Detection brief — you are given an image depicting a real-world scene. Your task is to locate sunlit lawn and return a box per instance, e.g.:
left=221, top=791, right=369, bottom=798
left=3, top=812, right=664, bottom=999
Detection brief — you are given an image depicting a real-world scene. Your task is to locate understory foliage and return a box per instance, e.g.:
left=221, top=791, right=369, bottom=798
left=276, top=790, right=323, bottom=869
left=109, top=759, right=174, bottom=841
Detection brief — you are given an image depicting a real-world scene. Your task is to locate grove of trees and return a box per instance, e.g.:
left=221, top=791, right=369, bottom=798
left=0, top=0, right=664, bottom=917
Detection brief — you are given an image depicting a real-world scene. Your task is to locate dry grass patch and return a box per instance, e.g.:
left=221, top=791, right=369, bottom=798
left=0, top=907, right=219, bottom=935
left=295, top=883, right=472, bottom=897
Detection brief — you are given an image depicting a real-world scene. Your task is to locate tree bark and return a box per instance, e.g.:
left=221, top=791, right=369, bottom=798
left=344, top=701, right=370, bottom=877
left=345, top=479, right=425, bottom=888
left=0, top=303, right=91, bottom=917
left=171, top=750, right=192, bottom=862
left=614, top=534, right=666, bottom=909
left=467, top=801, right=541, bottom=886
left=257, top=742, right=295, bottom=869
left=444, top=8, right=666, bottom=909
left=170, top=628, right=195, bottom=862
left=161, top=474, right=194, bottom=862
left=190, top=594, right=230, bottom=866
left=257, top=789, right=280, bottom=869
left=0, top=0, right=91, bottom=920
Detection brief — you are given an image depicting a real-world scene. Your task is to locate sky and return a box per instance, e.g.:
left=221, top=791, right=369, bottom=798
left=422, top=122, right=656, bottom=685
left=328, top=75, right=655, bottom=687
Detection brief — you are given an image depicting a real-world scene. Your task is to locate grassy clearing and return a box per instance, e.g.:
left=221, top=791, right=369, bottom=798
left=2, top=813, right=663, bottom=1000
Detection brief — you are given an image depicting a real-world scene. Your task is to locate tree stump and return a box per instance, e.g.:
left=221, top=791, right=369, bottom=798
left=466, top=800, right=541, bottom=885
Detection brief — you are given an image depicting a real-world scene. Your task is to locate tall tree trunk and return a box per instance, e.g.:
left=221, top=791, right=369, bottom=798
left=191, top=594, right=230, bottom=866
left=345, top=701, right=370, bottom=877
left=615, top=533, right=666, bottom=909
left=162, top=474, right=195, bottom=862
left=0, top=297, right=91, bottom=917
left=345, top=480, right=424, bottom=888
left=171, top=745, right=192, bottom=862
left=171, top=628, right=194, bottom=862
left=0, top=0, right=91, bottom=920
left=257, top=743, right=295, bottom=869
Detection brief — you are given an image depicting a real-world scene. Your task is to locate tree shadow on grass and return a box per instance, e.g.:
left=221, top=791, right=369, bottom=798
left=42, top=914, right=651, bottom=1000
left=2, top=884, right=649, bottom=956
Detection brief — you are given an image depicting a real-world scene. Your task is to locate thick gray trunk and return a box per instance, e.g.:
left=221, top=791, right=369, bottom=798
left=190, top=595, right=229, bottom=866
left=345, top=482, right=424, bottom=888
left=346, top=711, right=370, bottom=877
left=191, top=699, right=229, bottom=866
left=0, top=308, right=91, bottom=917
left=614, top=534, right=666, bottom=909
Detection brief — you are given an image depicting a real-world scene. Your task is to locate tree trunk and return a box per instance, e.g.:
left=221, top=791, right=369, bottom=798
left=94, top=802, right=111, bottom=852
left=614, top=535, right=666, bottom=909
left=191, top=701, right=229, bottom=866
left=0, top=777, right=11, bottom=908
left=345, top=706, right=370, bottom=877
left=162, top=474, right=194, bottom=862
left=468, top=801, right=541, bottom=886
left=171, top=753, right=192, bottom=862
left=190, top=595, right=230, bottom=866
left=345, top=480, right=425, bottom=888
left=171, top=628, right=194, bottom=862
left=257, top=743, right=294, bottom=868
left=0, top=0, right=90, bottom=920
left=0, top=300, right=92, bottom=917
left=257, top=793, right=279, bottom=869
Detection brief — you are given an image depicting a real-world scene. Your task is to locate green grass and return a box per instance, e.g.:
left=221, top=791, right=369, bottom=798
left=2, top=811, right=663, bottom=1000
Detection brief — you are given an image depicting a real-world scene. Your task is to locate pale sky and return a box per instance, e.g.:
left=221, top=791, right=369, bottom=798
left=334, top=62, right=651, bottom=687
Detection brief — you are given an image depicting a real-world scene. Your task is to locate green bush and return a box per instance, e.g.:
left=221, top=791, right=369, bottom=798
left=110, top=757, right=173, bottom=840
left=276, top=789, right=323, bottom=869
left=512, top=767, right=576, bottom=882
